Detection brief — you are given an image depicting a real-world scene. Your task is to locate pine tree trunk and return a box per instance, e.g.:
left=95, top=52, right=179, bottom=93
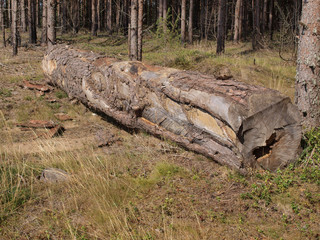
left=233, top=0, right=241, bottom=42
left=43, top=45, right=302, bottom=173
left=200, top=0, right=205, bottom=39
left=252, top=0, right=262, bottom=49
left=130, top=0, right=138, bottom=60
left=158, top=0, right=163, bottom=20
left=163, top=0, right=167, bottom=34
left=116, top=0, right=120, bottom=30
left=1, top=0, right=5, bottom=47
left=12, top=0, right=18, bottom=55
left=61, top=0, right=67, bottom=33
left=92, top=0, right=97, bottom=36
left=188, top=0, right=193, bottom=44
left=47, top=0, right=56, bottom=46
left=295, top=0, right=320, bottom=129
left=181, top=0, right=186, bottom=43
left=106, top=0, right=111, bottom=32
left=262, top=0, right=267, bottom=34
left=41, top=0, right=47, bottom=44
left=28, top=0, right=37, bottom=44
left=268, top=0, right=273, bottom=40
left=216, top=0, right=226, bottom=54
left=97, top=0, right=100, bottom=32
left=21, top=0, right=27, bottom=32
left=137, top=0, right=143, bottom=61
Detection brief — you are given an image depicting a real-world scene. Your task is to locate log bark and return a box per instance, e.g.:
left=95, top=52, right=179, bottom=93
left=42, top=45, right=302, bottom=174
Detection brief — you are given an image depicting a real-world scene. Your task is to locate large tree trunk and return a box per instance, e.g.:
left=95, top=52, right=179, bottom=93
left=216, top=0, right=226, bottom=54
left=295, top=0, right=320, bottom=129
left=43, top=45, right=302, bottom=173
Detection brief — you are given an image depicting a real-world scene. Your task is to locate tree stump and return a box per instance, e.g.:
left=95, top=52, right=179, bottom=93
left=42, top=45, right=302, bottom=174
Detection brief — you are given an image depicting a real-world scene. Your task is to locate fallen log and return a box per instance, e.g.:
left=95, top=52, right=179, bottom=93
left=42, top=45, right=302, bottom=173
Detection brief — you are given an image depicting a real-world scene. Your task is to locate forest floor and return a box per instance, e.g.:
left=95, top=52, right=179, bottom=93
left=0, top=32, right=319, bottom=240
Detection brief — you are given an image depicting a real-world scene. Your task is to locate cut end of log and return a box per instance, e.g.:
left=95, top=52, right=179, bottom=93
left=42, top=45, right=302, bottom=174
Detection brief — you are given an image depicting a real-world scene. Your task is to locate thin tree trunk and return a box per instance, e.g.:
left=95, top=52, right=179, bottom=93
left=97, top=0, right=100, bottom=32
left=92, top=0, right=97, bottom=36
left=130, top=0, right=138, bottom=60
left=158, top=0, right=163, bottom=20
left=200, top=0, right=205, bottom=39
left=21, top=0, right=27, bottom=32
left=28, top=0, right=37, bottom=44
left=61, top=0, right=66, bottom=33
left=217, top=0, right=226, bottom=54
left=12, top=0, right=18, bottom=55
left=106, top=0, right=111, bottom=32
left=268, top=0, right=273, bottom=40
left=262, top=0, right=267, bottom=34
left=163, top=0, right=167, bottom=34
left=295, top=0, right=320, bottom=129
left=41, top=0, right=47, bottom=44
left=181, top=0, right=186, bottom=43
left=1, top=0, right=5, bottom=47
left=47, top=0, right=56, bottom=46
left=137, top=0, right=143, bottom=61
left=116, top=0, right=120, bottom=30
left=233, top=0, right=241, bottom=42
left=188, top=0, right=193, bottom=44
left=252, top=0, right=262, bottom=50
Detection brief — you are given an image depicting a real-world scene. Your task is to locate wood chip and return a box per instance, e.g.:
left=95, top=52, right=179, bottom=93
left=23, top=80, right=50, bottom=92
left=17, top=120, right=57, bottom=129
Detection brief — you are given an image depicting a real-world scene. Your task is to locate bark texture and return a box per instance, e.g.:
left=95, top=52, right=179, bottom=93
left=12, top=0, right=18, bottom=55
left=295, top=0, right=320, bottom=129
left=47, top=0, right=56, bottom=46
left=42, top=45, right=302, bottom=173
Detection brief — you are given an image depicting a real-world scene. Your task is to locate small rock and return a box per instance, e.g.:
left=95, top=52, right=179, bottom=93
left=39, top=168, right=70, bottom=183
left=95, top=130, right=122, bottom=147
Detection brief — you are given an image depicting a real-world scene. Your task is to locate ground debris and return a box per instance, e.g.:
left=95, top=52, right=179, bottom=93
left=38, top=125, right=65, bottom=139
left=17, top=120, right=58, bottom=129
left=23, top=79, right=50, bottom=92
left=54, top=113, right=73, bottom=121
left=95, top=129, right=123, bottom=147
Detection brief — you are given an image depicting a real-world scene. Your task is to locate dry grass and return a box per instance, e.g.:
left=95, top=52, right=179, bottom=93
left=0, top=31, right=319, bottom=239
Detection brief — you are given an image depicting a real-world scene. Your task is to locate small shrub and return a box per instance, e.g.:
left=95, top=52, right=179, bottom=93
left=55, top=90, right=68, bottom=99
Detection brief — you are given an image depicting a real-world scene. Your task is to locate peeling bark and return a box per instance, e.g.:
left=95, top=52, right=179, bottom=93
left=42, top=45, right=302, bottom=173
